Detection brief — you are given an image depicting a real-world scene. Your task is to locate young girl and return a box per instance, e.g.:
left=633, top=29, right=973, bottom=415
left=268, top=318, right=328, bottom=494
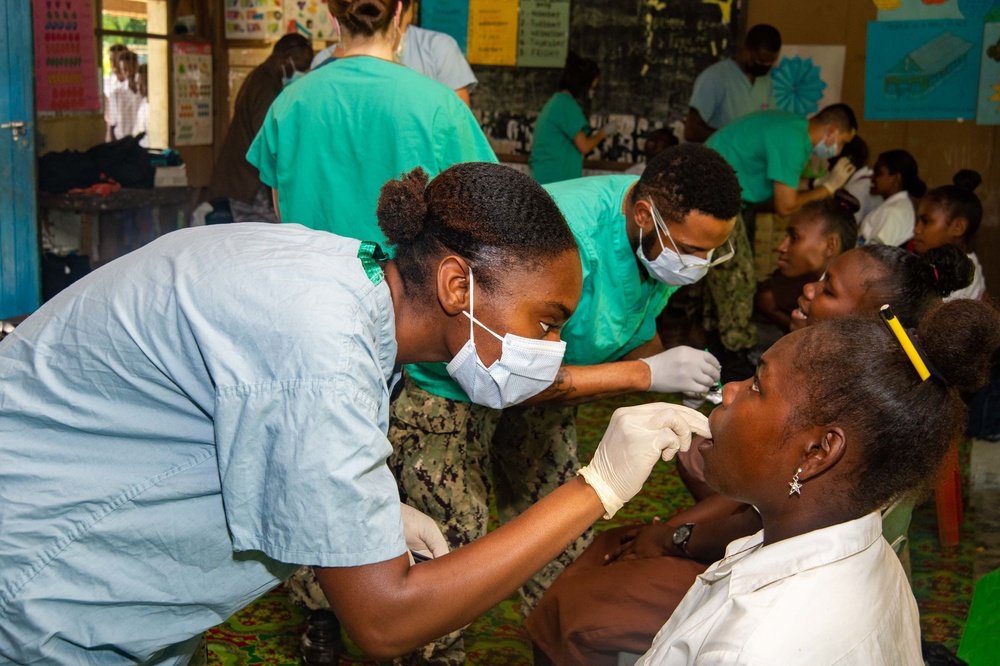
left=638, top=298, right=1000, bottom=663
left=912, top=169, right=987, bottom=301
left=858, top=149, right=925, bottom=247
left=527, top=243, right=974, bottom=666
left=530, top=52, right=609, bottom=185
left=755, top=196, right=858, bottom=333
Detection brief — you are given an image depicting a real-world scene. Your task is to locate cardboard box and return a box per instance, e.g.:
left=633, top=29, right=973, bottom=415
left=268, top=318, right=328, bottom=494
left=154, top=165, right=188, bottom=188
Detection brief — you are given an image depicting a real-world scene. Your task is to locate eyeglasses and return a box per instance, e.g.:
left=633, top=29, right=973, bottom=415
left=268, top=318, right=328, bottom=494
left=647, top=198, right=735, bottom=271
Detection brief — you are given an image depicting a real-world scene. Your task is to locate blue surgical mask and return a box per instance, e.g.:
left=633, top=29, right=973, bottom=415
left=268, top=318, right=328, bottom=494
left=282, top=60, right=306, bottom=87
left=813, top=137, right=839, bottom=160
left=445, top=269, right=567, bottom=409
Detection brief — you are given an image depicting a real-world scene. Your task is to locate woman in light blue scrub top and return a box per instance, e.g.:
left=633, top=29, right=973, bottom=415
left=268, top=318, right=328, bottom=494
left=0, top=162, right=693, bottom=664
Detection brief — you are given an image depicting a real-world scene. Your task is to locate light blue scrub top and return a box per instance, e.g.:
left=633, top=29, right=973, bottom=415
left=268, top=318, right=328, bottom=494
left=401, top=26, right=478, bottom=92
left=406, top=175, right=676, bottom=402
left=0, top=225, right=406, bottom=664
left=688, top=58, right=777, bottom=130
left=247, top=56, right=496, bottom=247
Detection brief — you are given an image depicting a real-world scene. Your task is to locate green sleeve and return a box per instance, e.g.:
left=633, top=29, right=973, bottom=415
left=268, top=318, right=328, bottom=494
left=553, top=93, right=590, bottom=141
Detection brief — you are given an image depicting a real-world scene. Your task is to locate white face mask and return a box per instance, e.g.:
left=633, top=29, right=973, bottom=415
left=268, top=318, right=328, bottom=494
left=282, top=60, right=306, bottom=87
left=635, top=200, right=715, bottom=286
left=445, top=269, right=567, bottom=409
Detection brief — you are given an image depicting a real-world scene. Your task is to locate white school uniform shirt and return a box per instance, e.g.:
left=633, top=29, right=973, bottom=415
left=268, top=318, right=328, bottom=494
left=637, top=512, right=922, bottom=665
left=843, top=166, right=883, bottom=225
left=108, top=84, right=145, bottom=139
left=858, top=190, right=915, bottom=246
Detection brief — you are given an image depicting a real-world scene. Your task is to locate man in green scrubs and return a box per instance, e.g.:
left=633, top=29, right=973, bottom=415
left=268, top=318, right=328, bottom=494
left=698, top=104, right=857, bottom=376
left=392, top=144, right=743, bottom=663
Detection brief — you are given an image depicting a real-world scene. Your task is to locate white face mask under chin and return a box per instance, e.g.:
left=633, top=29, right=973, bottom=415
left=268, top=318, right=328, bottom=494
left=636, top=225, right=712, bottom=286
left=445, top=269, right=567, bottom=409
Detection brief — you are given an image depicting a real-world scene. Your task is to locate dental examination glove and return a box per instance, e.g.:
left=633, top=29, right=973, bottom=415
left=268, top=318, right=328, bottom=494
left=816, top=159, right=856, bottom=194
left=579, top=403, right=710, bottom=518
left=640, top=346, right=721, bottom=396
left=400, top=503, right=449, bottom=561
left=600, top=120, right=618, bottom=137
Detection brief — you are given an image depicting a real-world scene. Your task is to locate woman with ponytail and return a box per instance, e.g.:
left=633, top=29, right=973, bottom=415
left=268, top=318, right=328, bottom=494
left=858, top=149, right=926, bottom=247
left=0, top=164, right=700, bottom=664
left=913, top=169, right=987, bottom=301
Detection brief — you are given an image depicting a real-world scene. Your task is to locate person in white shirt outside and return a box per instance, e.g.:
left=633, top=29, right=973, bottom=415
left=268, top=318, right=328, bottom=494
left=636, top=296, right=1000, bottom=664
left=912, top=169, right=988, bottom=302
left=107, top=50, right=144, bottom=142
left=683, top=24, right=782, bottom=143
left=858, top=149, right=925, bottom=247
left=103, top=43, right=128, bottom=142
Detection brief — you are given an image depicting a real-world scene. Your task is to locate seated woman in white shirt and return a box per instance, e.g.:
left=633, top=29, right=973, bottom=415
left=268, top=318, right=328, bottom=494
left=913, top=169, right=987, bottom=302
left=637, top=297, right=1000, bottom=665
left=858, top=149, right=925, bottom=247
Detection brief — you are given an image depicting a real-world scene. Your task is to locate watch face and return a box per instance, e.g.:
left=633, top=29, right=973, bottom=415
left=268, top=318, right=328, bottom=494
left=672, top=524, right=693, bottom=546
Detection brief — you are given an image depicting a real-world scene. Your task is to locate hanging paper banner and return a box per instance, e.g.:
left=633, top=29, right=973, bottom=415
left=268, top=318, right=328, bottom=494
left=283, top=0, right=335, bottom=40
left=32, top=0, right=101, bottom=112
left=518, top=0, right=570, bottom=68
left=467, top=0, right=519, bottom=66
left=865, top=19, right=982, bottom=120
left=225, top=0, right=283, bottom=40
left=173, top=43, right=213, bottom=146
left=421, top=0, right=470, bottom=53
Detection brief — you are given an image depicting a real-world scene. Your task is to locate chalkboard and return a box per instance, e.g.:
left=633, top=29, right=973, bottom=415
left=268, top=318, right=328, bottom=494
left=469, top=0, right=741, bottom=163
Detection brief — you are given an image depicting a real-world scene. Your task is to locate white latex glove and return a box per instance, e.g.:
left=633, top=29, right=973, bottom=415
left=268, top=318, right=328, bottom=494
left=600, top=121, right=618, bottom=137
left=578, top=403, right=711, bottom=518
left=400, top=503, right=449, bottom=562
left=816, top=159, right=856, bottom=194
left=640, top=346, right=721, bottom=395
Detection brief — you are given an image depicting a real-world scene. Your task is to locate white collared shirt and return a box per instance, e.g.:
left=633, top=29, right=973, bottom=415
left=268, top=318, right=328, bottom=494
left=859, top=190, right=915, bottom=247
left=637, top=512, right=922, bottom=665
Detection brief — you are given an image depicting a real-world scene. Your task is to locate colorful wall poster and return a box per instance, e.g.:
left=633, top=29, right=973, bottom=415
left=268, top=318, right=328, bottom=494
left=518, top=0, right=570, bottom=68
left=225, top=0, right=282, bottom=40
left=875, top=0, right=995, bottom=22
left=772, top=45, right=846, bottom=116
left=467, top=0, right=519, bottom=66
left=32, top=0, right=101, bottom=112
left=173, top=43, right=213, bottom=146
left=421, top=0, right=470, bottom=53
left=865, top=19, right=982, bottom=120
left=283, top=0, right=335, bottom=40
left=977, top=20, right=1000, bottom=123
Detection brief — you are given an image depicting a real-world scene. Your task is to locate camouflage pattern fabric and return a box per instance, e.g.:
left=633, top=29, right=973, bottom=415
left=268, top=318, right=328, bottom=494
left=695, top=210, right=758, bottom=352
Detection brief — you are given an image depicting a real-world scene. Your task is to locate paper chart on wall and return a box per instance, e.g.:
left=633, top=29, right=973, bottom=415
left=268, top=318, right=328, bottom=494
left=875, top=0, right=995, bottom=22
left=421, top=0, right=470, bottom=53
left=977, top=19, right=1000, bottom=123
left=467, top=0, right=519, bottom=66
left=283, top=0, right=335, bottom=40
left=865, top=19, right=982, bottom=120
left=32, top=0, right=101, bottom=112
left=518, top=0, right=570, bottom=68
left=225, top=0, right=282, bottom=40
left=173, top=43, right=213, bottom=146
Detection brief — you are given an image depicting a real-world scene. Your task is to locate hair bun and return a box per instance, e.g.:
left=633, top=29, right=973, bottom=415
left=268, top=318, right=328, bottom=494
left=833, top=188, right=861, bottom=215
left=328, top=0, right=394, bottom=36
left=952, top=169, right=982, bottom=193
left=377, top=167, right=430, bottom=246
left=918, top=300, right=1000, bottom=393
left=921, top=244, right=973, bottom=297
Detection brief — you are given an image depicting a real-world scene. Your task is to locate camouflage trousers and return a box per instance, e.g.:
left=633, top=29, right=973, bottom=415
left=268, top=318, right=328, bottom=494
left=285, top=375, right=594, bottom=665
left=689, top=210, right=758, bottom=351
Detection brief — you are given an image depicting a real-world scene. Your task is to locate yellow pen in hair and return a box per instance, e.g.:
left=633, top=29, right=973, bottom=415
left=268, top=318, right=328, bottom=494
left=879, top=304, right=930, bottom=381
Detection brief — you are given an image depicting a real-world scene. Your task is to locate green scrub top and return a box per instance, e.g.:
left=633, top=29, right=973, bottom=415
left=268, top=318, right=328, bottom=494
left=706, top=110, right=812, bottom=205
left=529, top=92, right=591, bottom=185
left=406, top=175, right=677, bottom=402
left=247, top=56, right=497, bottom=247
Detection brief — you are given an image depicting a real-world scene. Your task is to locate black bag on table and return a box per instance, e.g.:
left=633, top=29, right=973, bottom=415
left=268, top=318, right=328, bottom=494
left=85, top=134, right=155, bottom=189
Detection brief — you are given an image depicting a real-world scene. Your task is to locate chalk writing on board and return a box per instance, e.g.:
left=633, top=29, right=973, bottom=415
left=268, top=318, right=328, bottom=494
left=518, top=0, right=571, bottom=68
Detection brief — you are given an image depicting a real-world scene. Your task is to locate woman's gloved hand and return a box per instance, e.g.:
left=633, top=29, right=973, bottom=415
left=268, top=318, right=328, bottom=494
left=579, top=403, right=711, bottom=518
left=400, top=503, right=449, bottom=562
left=640, top=346, right=721, bottom=395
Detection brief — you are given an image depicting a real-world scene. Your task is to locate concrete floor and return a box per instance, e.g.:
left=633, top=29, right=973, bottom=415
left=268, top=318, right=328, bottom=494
left=971, top=440, right=1000, bottom=583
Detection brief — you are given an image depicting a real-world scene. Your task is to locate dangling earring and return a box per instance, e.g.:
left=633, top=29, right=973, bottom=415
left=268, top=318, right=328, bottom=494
left=788, top=468, right=803, bottom=496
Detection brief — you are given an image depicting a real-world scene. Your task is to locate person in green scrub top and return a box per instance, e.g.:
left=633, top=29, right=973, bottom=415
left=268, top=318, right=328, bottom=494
left=530, top=52, right=611, bottom=185
left=246, top=0, right=497, bottom=246
left=385, top=144, right=743, bottom=663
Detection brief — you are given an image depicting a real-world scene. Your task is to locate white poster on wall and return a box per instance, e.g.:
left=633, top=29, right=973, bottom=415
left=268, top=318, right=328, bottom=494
left=772, top=45, right=846, bottom=117
left=173, top=43, right=213, bottom=146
